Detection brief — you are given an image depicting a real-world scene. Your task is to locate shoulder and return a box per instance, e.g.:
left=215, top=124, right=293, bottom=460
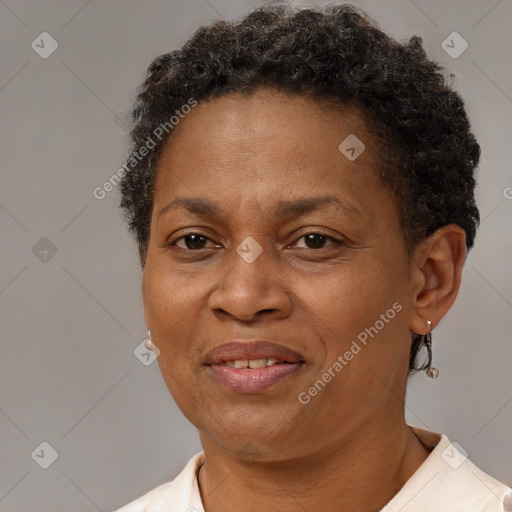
left=382, top=427, right=512, bottom=512
left=112, top=452, right=204, bottom=512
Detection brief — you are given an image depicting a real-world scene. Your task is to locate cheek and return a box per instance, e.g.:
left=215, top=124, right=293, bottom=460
left=143, top=258, right=201, bottom=319
left=309, top=261, right=387, bottom=318
left=303, top=258, right=407, bottom=359
left=142, top=266, right=204, bottom=407
left=142, top=265, right=196, bottom=358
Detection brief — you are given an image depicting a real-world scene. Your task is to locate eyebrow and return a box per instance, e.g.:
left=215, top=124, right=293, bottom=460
left=157, top=195, right=360, bottom=221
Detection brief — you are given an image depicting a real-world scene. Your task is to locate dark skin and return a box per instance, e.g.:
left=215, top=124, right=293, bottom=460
left=141, top=88, right=467, bottom=511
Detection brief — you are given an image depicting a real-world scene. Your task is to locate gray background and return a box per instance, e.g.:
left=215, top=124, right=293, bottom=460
left=0, top=0, right=511, bottom=510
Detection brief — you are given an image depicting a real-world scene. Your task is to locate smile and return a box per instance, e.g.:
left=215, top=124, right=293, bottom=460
left=221, top=358, right=286, bottom=368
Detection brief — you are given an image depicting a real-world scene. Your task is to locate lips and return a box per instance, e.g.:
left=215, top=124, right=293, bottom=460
left=204, top=340, right=305, bottom=393
left=203, top=340, right=304, bottom=365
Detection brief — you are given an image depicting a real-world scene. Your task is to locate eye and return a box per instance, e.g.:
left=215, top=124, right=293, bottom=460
left=168, top=231, right=344, bottom=251
left=170, top=232, right=217, bottom=250
left=292, top=232, right=343, bottom=249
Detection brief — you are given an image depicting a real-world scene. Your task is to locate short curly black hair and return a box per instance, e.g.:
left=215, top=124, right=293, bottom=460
left=119, top=2, right=480, bottom=375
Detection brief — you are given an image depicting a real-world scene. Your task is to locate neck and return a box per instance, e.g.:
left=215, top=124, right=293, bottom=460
left=197, top=420, right=430, bottom=512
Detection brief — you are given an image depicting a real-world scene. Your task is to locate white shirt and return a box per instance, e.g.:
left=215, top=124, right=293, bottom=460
left=114, top=426, right=512, bottom=511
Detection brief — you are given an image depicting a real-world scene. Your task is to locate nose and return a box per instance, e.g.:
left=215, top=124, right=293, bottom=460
left=207, top=239, right=292, bottom=323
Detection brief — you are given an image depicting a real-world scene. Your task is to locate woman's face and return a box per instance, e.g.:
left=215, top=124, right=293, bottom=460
left=142, top=88, right=418, bottom=460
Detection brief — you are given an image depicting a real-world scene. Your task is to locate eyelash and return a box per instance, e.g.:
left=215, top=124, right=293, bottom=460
left=167, top=230, right=344, bottom=251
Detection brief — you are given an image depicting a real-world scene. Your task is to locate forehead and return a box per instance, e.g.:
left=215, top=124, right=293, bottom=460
left=162, top=88, right=371, bottom=153
left=153, top=88, right=381, bottom=198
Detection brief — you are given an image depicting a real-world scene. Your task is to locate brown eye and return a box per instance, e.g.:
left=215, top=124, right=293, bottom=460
left=294, top=233, right=342, bottom=249
left=171, top=233, right=213, bottom=250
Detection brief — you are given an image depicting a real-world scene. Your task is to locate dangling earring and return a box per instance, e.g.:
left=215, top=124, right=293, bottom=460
left=424, top=320, right=439, bottom=378
left=145, top=330, right=155, bottom=351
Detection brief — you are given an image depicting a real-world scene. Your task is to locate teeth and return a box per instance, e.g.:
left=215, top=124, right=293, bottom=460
left=223, top=358, right=285, bottom=368
left=248, top=358, right=266, bottom=369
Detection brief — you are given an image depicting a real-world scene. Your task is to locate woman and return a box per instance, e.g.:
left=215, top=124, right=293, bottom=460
left=114, top=3, right=511, bottom=511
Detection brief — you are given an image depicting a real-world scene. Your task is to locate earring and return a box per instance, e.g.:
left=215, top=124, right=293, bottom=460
left=424, top=320, right=439, bottom=378
left=145, top=330, right=155, bottom=351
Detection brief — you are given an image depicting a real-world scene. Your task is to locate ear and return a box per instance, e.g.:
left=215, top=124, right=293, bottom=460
left=409, top=224, right=467, bottom=335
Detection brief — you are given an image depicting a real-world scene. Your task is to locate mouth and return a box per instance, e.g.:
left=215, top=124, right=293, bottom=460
left=204, top=340, right=305, bottom=393
left=221, top=357, right=288, bottom=368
